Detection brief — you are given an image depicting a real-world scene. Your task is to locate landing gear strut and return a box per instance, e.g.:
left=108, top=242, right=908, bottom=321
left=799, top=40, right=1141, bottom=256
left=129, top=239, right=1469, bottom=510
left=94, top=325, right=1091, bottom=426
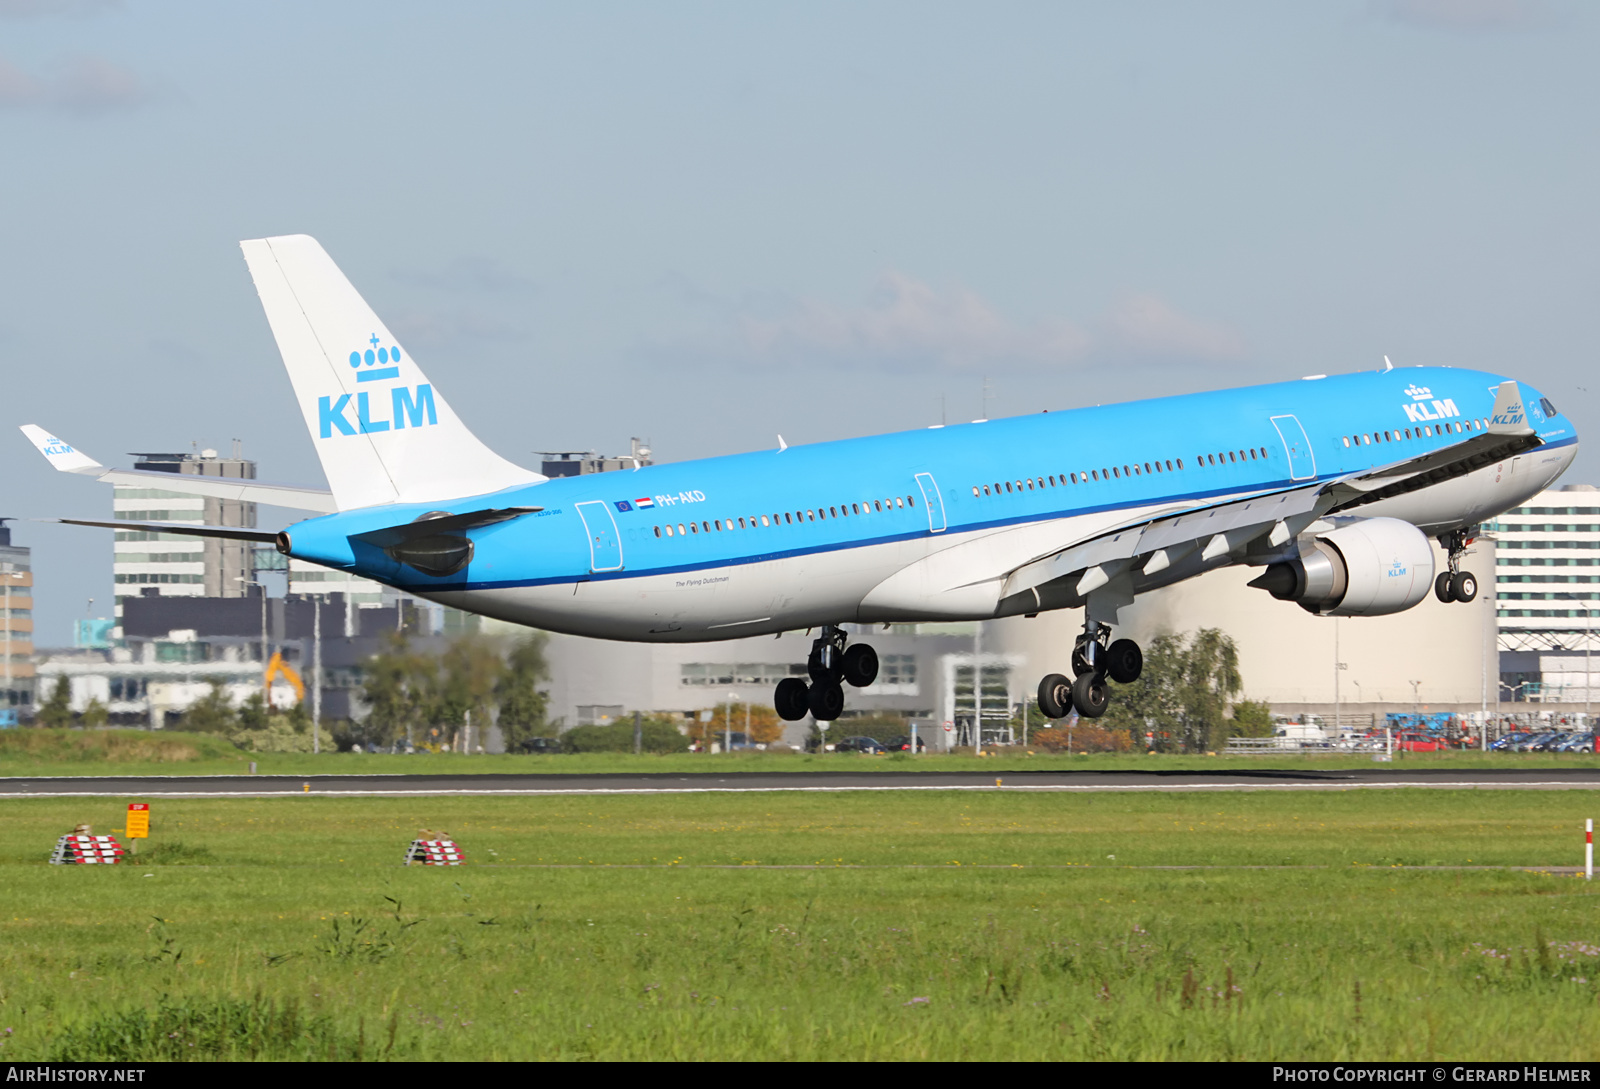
left=1038, top=619, right=1143, bottom=721
left=1434, top=529, right=1478, bottom=604
left=774, top=625, right=878, bottom=723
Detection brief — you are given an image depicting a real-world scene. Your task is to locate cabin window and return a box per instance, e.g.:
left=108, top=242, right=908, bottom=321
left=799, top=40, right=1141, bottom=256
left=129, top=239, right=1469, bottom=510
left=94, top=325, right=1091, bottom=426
left=982, top=485, right=990, bottom=496
left=654, top=526, right=662, bottom=538
left=907, top=495, right=916, bottom=506
left=760, top=516, right=769, bottom=527
left=895, top=497, right=904, bottom=508
left=848, top=503, right=857, bottom=515
left=1342, top=437, right=1350, bottom=448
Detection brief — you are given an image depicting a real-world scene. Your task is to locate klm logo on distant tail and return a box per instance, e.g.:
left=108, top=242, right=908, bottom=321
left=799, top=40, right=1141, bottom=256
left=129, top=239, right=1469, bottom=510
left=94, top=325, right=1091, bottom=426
left=1400, top=383, right=1460, bottom=424
left=318, top=333, right=438, bottom=437
left=1492, top=401, right=1525, bottom=428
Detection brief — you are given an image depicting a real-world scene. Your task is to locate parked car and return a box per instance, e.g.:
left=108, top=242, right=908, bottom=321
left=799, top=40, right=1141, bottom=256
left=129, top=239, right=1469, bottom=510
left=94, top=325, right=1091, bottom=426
left=882, top=735, right=926, bottom=753
left=835, top=737, right=887, bottom=754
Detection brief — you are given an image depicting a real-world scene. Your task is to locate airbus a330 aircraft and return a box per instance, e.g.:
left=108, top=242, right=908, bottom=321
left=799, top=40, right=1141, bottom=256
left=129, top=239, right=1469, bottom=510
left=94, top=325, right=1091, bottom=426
left=23, top=235, right=1579, bottom=722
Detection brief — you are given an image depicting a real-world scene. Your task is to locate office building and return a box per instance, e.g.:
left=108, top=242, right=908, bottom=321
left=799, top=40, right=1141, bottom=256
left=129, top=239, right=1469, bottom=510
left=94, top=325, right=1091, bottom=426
left=1489, top=483, right=1600, bottom=704
left=0, top=520, right=34, bottom=719
left=112, top=446, right=256, bottom=619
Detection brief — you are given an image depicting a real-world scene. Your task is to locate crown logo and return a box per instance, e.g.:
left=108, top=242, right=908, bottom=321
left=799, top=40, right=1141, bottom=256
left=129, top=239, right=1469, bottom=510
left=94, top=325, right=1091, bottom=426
left=348, top=333, right=403, bottom=370
left=1403, top=384, right=1432, bottom=400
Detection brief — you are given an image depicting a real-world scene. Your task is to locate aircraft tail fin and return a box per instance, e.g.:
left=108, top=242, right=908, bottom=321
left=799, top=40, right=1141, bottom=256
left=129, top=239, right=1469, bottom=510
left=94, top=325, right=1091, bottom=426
left=239, top=235, right=543, bottom=511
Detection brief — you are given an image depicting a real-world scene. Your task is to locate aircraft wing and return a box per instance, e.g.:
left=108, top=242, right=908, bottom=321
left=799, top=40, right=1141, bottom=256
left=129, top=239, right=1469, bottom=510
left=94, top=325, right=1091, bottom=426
left=995, top=379, right=1541, bottom=613
left=20, top=425, right=339, bottom=513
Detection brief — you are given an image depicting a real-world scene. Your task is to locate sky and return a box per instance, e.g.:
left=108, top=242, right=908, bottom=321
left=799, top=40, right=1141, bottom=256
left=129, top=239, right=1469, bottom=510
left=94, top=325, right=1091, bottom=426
left=2, top=0, right=1596, bottom=644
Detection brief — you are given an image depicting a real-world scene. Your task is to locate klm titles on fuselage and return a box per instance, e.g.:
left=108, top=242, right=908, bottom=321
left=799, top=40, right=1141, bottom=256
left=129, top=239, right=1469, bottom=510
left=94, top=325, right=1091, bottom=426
left=1400, top=385, right=1462, bottom=425
left=318, top=335, right=439, bottom=438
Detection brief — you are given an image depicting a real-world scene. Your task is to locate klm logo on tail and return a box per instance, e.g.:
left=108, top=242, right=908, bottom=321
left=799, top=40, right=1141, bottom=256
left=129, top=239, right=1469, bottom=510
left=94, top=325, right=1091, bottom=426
left=319, top=334, right=438, bottom=437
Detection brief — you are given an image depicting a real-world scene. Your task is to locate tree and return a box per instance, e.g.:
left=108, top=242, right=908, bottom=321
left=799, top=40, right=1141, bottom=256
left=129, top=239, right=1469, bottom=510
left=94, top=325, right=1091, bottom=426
left=438, top=635, right=502, bottom=746
left=496, top=635, right=552, bottom=752
left=1102, top=629, right=1245, bottom=752
left=700, top=700, right=784, bottom=746
left=182, top=679, right=238, bottom=734
left=80, top=698, right=108, bottom=729
left=35, top=676, right=70, bottom=728
left=236, top=691, right=271, bottom=732
left=360, top=633, right=431, bottom=748
left=1229, top=698, right=1274, bottom=738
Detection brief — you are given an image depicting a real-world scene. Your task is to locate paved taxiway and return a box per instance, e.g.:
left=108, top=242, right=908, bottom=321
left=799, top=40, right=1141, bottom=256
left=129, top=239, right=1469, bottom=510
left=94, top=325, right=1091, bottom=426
left=3, top=767, right=1600, bottom=797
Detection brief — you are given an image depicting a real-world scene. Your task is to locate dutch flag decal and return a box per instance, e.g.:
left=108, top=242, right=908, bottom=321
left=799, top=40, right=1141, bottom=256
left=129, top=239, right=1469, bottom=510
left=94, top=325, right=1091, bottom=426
left=636, top=497, right=655, bottom=509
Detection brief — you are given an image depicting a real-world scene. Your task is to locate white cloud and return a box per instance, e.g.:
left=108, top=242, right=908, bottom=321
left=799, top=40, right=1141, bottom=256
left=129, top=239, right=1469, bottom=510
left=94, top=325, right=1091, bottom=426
left=740, top=272, right=1090, bottom=370
left=0, top=54, right=154, bottom=113
left=730, top=272, right=1243, bottom=371
left=1100, top=293, right=1246, bottom=361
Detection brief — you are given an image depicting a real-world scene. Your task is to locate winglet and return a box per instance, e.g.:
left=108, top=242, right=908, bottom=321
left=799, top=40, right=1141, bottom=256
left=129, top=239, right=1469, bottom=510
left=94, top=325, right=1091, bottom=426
left=1489, top=380, right=1535, bottom=435
left=19, top=425, right=105, bottom=476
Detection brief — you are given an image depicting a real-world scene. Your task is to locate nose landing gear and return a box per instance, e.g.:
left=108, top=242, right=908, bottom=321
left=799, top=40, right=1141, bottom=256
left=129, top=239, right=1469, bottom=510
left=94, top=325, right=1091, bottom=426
left=1038, top=620, right=1144, bottom=720
left=774, top=625, right=879, bottom=723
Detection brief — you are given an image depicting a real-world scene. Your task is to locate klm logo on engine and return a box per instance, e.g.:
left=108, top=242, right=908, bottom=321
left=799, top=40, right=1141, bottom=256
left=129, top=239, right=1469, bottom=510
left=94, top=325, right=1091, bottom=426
left=318, top=333, right=439, bottom=438
left=1387, top=559, right=1409, bottom=578
left=1400, top=384, right=1459, bottom=424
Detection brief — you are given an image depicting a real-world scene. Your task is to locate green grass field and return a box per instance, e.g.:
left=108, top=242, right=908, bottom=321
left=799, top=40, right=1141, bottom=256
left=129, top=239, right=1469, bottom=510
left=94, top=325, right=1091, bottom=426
left=3, top=728, right=1598, bottom=778
left=3, top=789, right=1599, bottom=1060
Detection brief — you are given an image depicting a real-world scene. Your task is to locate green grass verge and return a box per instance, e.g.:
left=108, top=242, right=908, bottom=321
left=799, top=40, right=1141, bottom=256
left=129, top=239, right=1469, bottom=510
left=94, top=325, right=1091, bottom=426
left=3, top=790, right=1599, bottom=1059
left=5, top=728, right=1600, bottom=778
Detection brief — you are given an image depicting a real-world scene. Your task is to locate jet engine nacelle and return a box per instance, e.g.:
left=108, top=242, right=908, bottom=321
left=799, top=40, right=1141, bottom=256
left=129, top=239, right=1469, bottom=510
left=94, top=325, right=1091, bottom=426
left=1248, top=517, right=1435, bottom=617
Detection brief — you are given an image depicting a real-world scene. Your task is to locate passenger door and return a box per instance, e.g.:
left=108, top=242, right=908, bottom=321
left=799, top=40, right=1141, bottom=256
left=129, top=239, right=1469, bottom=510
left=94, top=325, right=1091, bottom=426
left=575, top=501, right=624, bottom=572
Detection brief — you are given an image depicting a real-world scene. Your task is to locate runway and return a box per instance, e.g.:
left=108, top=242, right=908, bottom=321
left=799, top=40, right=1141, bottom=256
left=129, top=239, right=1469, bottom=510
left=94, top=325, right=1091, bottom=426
left=4, top=767, right=1600, bottom=797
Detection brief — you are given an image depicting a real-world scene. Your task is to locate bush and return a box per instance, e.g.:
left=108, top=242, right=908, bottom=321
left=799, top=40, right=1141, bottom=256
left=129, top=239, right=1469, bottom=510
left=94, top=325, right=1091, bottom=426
left=1031, top=725, right=1133, bottom=753
left=559, top=718, right=689, bottom=754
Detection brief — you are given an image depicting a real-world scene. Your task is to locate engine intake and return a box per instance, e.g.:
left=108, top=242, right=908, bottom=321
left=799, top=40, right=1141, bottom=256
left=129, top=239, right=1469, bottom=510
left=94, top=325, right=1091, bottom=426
left=1248, top=517, right=1434, bottom=617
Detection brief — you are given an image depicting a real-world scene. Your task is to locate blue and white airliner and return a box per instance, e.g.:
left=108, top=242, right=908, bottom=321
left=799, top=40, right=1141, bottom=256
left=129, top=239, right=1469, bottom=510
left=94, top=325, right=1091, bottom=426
left=23, top=235, right=1578, bottom=721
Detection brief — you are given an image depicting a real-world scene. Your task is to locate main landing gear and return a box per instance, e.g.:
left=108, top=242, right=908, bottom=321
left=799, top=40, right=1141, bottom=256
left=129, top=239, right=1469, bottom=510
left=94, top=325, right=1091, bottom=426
left=1434, top=529, right=1479, bottom=604
left=774, top=625, right=878, bottom=722
left=1037, top=621, right=1143, bottom=720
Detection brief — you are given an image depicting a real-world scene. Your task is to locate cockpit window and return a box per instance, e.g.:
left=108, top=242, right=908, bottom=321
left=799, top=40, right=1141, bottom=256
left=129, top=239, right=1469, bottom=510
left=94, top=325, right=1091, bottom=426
left=1541, top=397, right=1559, bottom=417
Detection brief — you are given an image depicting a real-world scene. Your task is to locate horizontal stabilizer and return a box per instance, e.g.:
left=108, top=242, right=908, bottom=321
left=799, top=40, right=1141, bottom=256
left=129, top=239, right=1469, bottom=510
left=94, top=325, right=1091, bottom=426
left=20, top=425, right=338, bottom=513
left=52, top=518, right=281, bottom=544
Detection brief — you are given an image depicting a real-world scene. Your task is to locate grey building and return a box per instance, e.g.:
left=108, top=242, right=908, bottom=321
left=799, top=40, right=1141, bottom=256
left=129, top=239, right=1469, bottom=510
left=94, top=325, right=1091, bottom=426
left=113, top=446, right=257, bottom=619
